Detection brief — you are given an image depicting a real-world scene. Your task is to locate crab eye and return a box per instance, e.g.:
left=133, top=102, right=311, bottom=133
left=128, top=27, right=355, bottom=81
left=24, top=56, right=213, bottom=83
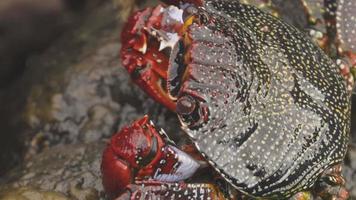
left=177, top=95, right=196, bottom=115
left=176, top=95, right=205, bottom=128
left=182, top=5, right=198, bottom=22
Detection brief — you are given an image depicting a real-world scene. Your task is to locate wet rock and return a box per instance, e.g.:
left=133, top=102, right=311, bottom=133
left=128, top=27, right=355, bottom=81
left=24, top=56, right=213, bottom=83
left=0, top=187, right=70, bottom=200
left=0, top=142, right=104, bottom=200
left=344, top=145, right=356, bottom=199
left=0, top=0, right=97, bottom=175
left=351, top=94, right=356, bottom=143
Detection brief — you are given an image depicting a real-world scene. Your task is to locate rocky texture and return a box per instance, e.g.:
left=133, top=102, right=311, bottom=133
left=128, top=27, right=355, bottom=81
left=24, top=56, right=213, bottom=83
left=0, top=143, right=105, bottom=200
left=19, top=0, right=178, bottom=154
left=0, top=187, right=70, bottom=200
left=344, top=145, right=356, bottom=199
left=0, top=0, right=103, bottom=175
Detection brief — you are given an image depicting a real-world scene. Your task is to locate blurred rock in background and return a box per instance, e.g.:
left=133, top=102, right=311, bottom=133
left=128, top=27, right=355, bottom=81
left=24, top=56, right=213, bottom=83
left=351, top=94, right=356, bottom=143
left=0, top=0, right=84, bottom=88
left=0, top=0, right=91, bottom=176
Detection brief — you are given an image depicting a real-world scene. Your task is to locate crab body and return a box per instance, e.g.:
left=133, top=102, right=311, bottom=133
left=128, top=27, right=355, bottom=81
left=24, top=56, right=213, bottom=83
left=104, top=0, right=352, bottom=199
left=170, top=0, right=350, bottom=198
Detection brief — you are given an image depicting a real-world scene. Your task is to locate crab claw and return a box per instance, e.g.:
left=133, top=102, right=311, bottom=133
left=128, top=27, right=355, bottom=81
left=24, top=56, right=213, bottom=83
left=101, top=115, right=165, bottom=198
left=101, top=116, right=166, bottom=198
left=120, top=5, right=183, bottom=111
left=121, top=1, right=208, bottom=111
left=101, top=116, right=200, bottom=199
left=101, top=144, right=132, bottom=199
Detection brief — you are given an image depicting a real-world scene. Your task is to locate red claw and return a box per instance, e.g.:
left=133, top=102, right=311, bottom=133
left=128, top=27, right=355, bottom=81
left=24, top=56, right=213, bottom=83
left=101, top=116, right=201, bottom=199
left=101, top=116, right=165, bottom=198
left=109, top=116, right=165, bottom=169
left=101, top=146, right=132, bottom=199
left=120, top=6, right=177, bottom=111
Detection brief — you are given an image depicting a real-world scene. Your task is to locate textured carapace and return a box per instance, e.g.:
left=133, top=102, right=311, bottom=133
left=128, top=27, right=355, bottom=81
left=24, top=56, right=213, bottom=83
left=336, top=0, right=356, bottom=53
left=336, top=0, right=356, bottom=71
left=166, top=0, right=350, bottom=198
left=119, top=0, right=351, bottom=198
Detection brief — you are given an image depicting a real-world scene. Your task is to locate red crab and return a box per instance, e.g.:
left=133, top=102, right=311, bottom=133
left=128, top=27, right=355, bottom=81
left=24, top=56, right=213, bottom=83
left=101, top=115, right=227, bottom=199
left=102, top=0, right=353, bottom=199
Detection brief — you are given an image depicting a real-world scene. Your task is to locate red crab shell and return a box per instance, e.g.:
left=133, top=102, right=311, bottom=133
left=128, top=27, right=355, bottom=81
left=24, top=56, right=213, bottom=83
left=120, top=5, right=181, bottom=111
left=101, top=116, right=201, bottom=198
left=101, top=116, right=165, bottom=198
left=120, top=2, right=211, bottom=126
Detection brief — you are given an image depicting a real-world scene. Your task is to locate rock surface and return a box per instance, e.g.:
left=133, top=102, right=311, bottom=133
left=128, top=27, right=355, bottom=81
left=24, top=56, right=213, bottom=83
left=0, top=143, right=105, bottom=200
left=344, top=144, right=356, bottom=199
left=0, top=187, right=70, bottom=200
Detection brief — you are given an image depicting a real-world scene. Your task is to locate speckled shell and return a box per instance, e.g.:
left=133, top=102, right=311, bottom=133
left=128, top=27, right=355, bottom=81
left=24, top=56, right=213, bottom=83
left=178, top=0, right=350, bottom=198
left=337, top=0, right=356, bottom=52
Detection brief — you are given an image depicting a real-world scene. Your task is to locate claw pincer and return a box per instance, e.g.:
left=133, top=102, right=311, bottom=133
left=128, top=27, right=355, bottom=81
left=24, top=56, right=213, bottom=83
left=101, top=116, right=201, bottom=198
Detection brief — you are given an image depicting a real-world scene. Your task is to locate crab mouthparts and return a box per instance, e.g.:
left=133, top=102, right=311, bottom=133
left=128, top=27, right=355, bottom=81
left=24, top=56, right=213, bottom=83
left=133, top=5, right=195, bottom=97
left=121, top=4, right=208, bottom=127
left=141, top=6, right=208, bottom=128
left=142, top=6, right=190, bottom=98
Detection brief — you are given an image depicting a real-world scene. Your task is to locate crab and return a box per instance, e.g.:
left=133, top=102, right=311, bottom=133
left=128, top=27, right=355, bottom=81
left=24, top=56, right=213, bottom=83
left=101, top=115, right=229, bottom=199
left=101, top=0, right=354, bottom=199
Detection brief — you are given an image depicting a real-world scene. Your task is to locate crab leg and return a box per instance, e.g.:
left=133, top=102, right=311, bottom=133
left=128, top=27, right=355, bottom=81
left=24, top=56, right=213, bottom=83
left=116, top=181, right=226, bottom=200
